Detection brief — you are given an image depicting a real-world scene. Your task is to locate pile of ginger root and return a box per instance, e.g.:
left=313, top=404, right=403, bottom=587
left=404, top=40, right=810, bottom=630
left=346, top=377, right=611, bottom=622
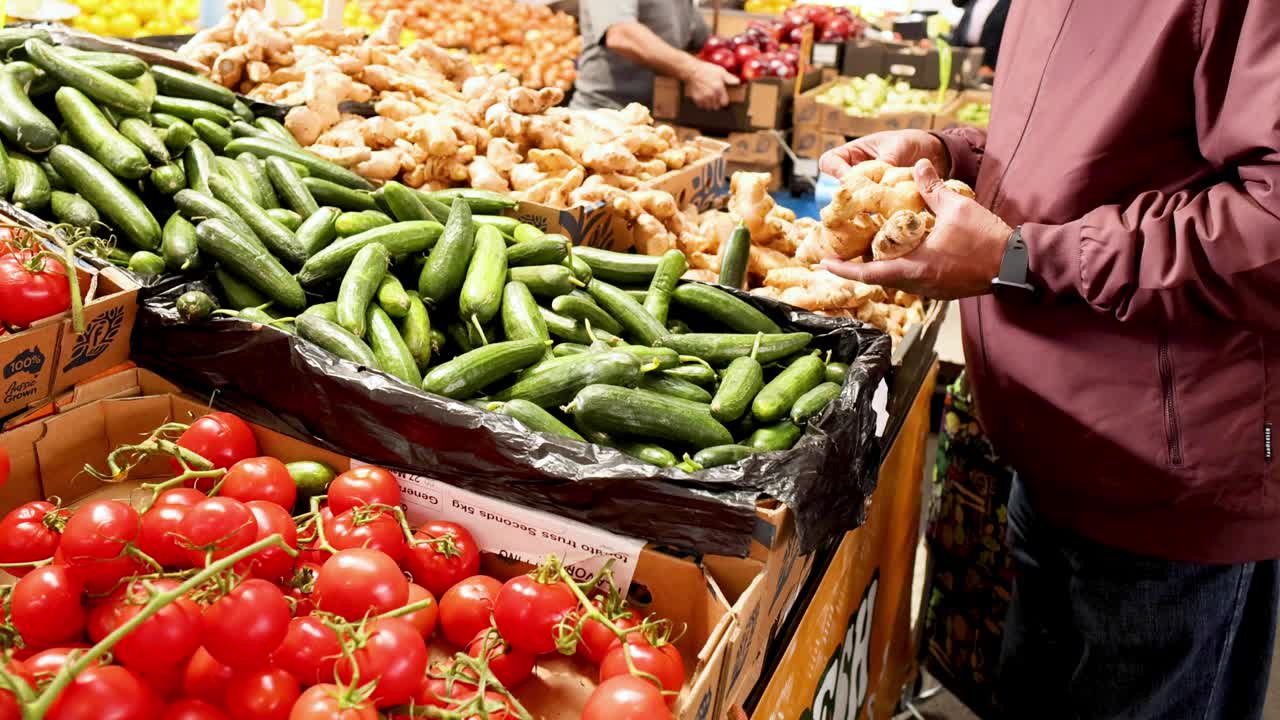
left=178, top=0, right=704, bottom=195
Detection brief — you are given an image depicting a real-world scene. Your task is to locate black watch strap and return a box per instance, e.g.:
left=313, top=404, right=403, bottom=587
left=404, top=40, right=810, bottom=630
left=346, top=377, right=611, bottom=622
left=991, top=226, right=1037, bottom=297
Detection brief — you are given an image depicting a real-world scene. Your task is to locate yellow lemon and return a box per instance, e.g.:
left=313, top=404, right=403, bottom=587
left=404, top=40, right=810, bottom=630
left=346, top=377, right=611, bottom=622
left=83, top=14, right=110, bottom=34
left=108, top=11, right=141, bottom=36
left=132, top=0, right=159, bottom=22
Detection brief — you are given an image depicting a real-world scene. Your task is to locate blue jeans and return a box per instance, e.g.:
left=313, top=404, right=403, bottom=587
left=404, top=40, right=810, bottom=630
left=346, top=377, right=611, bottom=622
left=998, top=478, right=1280, bottom=720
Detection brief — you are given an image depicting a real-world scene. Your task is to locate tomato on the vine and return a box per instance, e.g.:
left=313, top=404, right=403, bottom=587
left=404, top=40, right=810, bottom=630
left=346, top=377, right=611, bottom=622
left=335, top=617, right=428, bottom=708
left=327, top=466, right=400, bottom=514
left=95, top=579, right=202, bottom=674
left=282, top=561, right=321, bottom=616
left=0, top=501, right=67, bottom=577
left=239, top=501, right=298, bottom=582
left=23, top=646, right=94, bottom=677
left=201, top=579, right=290, bottom=668
left=599, top=640, right=686, bottom=707
left=221, top=457, right=297, bottom=510
left=47, top=665, right=160, bottom=720
left=161, top=698, right=230, bottom=720
left=138, top=495, right=200, bottom=570
left=0, top=250, right=72, bottom=329
left=438, top=575, right=503, bottom=647
left=467, top=631, right=536, bottom=688
left=172, top=413, right=259, bottom=488
left=11, top=564, right=85, bottom=646
left=581, top=675, right=674, bottom=720
left=271, top=617, right=341, bottom=687
left=224, top=667, right=299, bottom=720
left=288, top=684, right=378, bottom=720
left=324, top=506, right=407, bottom=562
left=180, top=497, right=257, bottom=566
left=314, top=549, right=408, bottom=621
left=403, top=520, right=481, bottom=598
left=182, top=648, right=236, bottom=705
left=1, top=660, right=33, bottom=720
left=401, top=583, right=439, bottom=639
left=493, top=574, right=578, bottom=655
left=580, top=608, right=640, bottom=665
left=60, top=499, right=139, bottom=565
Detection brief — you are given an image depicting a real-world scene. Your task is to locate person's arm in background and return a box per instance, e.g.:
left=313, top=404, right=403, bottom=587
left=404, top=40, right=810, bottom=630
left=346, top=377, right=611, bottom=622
left=606, top=22, right=738, bottom=110
left=689, top=6, right=712, bottom=51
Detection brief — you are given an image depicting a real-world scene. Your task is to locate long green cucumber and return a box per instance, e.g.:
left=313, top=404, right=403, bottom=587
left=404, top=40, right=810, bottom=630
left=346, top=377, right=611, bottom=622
left=50, top=145, right=159, bottom=248
left=151, top=95, right=236, bottom=125
left=236, top=153, right=278, bottom=209
left=538, top=308, right=621, bottom=346
left=337, top=242, right=390, bottom=338
left=0, top=140, right=11, bottom=198
left=663, top=363, right=717, bottom=386
left=745, top=421, right=804, bottom=452
left=790, top=381, right=842, bottom=424
left=710, top=355, right=764, bottom=423
left=151, top=66, right=237, bottom=108
left=296, top=314, right=379, bottom=368
left=587, top=279, right=667, bottom=346
left=376, top=275, right=411, bottom=319
left=367, top=304, right=421, bottom=385
left=117, top=118, right=170, bottom=165
left=459, top=226, right=507, bottom=326
left=718, top=225, right=751, bottom=289
left=509, top=264, right=578, bottom=299
left=298, top=220, right=443, bottom=285
left=400, top=291, right=432, bottom=371
left=565, top=385, right=733, bottom=450
left=173, top=189, right=259, bottom=247
left=230, top=120, right=271, bottom=140
left=752, top=353, right=826, bottom=423
left=423, top=188, right=517, bottom=214
left=418, top=199, right=475, bottom=307
left=573, top=247, right=663, bottom=285
left=672, top=283, right=782, bottom=334
left=498, top=399, right=584, bottom=442
left=182, top=139, right=217, bottom=194
left=49, top=190, right=99, bottom=228
left=639, top=374, right=713, bottom=403
left=161, top=213, right=199, bottom=272
left=0, top=62, right=58, bottom=153
left=150, top=163, right=186, bottom=195
left=550, top=294, right=622, bottom=335
left=422, top=339, right=547, bottom=399
left=265, top=156, right=319, bottom=216
left=693, top=444, right=759, bottom=468
left=501, top=281, right=551, bottom=348
left=303, top=178, right=378, bottom=211
left=295, top=206, right=340, bottom=258
left=195, top=218, right=306, bottom=310
left=496, top=351, right=641, bottom=408
left=655, top=332, right=813, bottom=366
left=643, top=250, right=687, bottom=325
left=57, top=49, right=147, bottom=79
left=57, top=86, right=150, bottom=180
left=267, top=208, right=302, bottom=231
left=253, top=118, right=301, bottom=147
left=335, top=211, right=392, bottom=237
left=23, top=39, right=148, bottom=114
left=215, top=267, right=269, bottom=310
left=378, top=181, right=433, bottom=222
left=825, top=362, right=850, bottom=384
left=506, top=236, right=568, bottom=267
left=209, top=174, right=307, bottom=266
left=214, top=155, right=256, bottom=198
left=224, top=137, right=374, bottom=190
left=8, top=153, right=49, bottom=211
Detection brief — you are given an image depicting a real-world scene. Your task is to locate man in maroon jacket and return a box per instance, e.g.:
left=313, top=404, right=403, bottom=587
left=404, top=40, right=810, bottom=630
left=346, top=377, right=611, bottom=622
left=822, top=2, right=1279, bottom=717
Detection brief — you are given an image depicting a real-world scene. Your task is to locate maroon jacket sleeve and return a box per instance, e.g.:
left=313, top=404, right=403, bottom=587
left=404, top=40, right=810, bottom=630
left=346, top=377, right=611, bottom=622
left=1021, top=0, right=1280, bottom=328
left=935, top=126, right=986, bottom=187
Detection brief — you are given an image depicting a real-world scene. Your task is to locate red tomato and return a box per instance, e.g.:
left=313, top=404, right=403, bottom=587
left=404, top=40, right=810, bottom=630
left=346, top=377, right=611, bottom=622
left=324, top=506, right=407, bottom=562
left=402, top=521, right=480, bottom=598
left=281, top=561, right=321, bottom=616
left=139, top=666, right=186, bottom=702
left=466, top=631, right=535, bottom=688
left=327, top=466, right=400, bottom=514
left=57, top=548, right=143, bottom=595
left=162, top=698, right=229, bottom=720
left=0, top=501, right=67, bottom=577
left=599, top=641, right=686, bottom=707
left=288, top=684, right=378, bottom=720
left=271, top=617, right=340, bottom=686
left=335, top=618, right=428, bottom=708
left=580, top=609, right=639, bottom=665
left=156, top=489, right=208, bottom=508
left=11, top=565, right=85, bottom=646
left=400, top=583, right=439, bottom=638
left=0, top=446, right=9, bottom=491
left=581, top=675, right=674, bottom=720
left=23, top=645, right=94, bottom=677
left=314, top=549, right=408, bottom=621
left=99, top=579, right=202, bottom=674
left=224, top=667, right=299, bottom=720
left=0, top=251, right=72, bottom=329
left=47, top=665, right=160, bottom=720
left=438, top=575, right=503, bottom=647
left=182, top=648, right=236, bottom=705
left=138, top=502, right=196, bottom=570
left=221, top=457, right=297, bottom=510
left=492, top=575, right=577, bottom=655
left=60, top=500, right=139, bottom=565
left=172, top=413, right=259, bottom=488
left=0, top=660, right=33, bottom=720
left=201, top=579, right=290, bottom=668
left=239, top=501, right=298, bottom=582
left=181, top=497, right=257, bottom=566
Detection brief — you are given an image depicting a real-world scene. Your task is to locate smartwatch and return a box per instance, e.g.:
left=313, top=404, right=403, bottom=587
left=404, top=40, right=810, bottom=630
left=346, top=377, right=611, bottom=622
left=991, top=226, right=1038, bottom=299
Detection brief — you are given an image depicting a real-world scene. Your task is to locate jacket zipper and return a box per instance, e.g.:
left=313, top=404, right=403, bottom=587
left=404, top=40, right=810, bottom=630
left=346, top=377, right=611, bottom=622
left=1158, top=338, right=1183, bottom=467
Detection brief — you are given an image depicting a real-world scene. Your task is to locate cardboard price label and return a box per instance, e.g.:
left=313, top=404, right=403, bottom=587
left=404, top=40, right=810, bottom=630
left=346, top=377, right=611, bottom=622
left=358, top=462, right=647, bottom=589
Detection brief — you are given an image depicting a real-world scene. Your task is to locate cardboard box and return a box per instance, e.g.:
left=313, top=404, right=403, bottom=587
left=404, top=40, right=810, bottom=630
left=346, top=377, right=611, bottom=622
left=791, top=126, right=848, bottom=159
left=726, top=130, right=784, bottom=165
left=726, top=161, right=783, bottom=192
left=652, top=70, right=825, bottom=134
left=0, top=262, right=137, bottom=420
left=883, top=45, right=985, bottom=91
left=932, top=88, right=993, bottom=131
left=798, top=80, right=948, bottom=136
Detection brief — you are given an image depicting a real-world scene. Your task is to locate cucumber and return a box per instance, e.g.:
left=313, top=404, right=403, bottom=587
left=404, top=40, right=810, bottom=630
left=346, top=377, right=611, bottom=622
left=9, top=152, right=50, bottom=212
left=497, top=350, right=642, bottom=408
left=209, top=174, right=307, bottom=266
left=499, top=399, right=584, bottom=442
left=127, top=71, right=157, bottom=109
left=710, top=355, right=764, bottom=423
left=161, top=213, right=199, bottom=272
left=826, top=362, right=850, bottom=384
left=472, top=215, right=522, bottom=235
left=254, top=118, right=300, bottom=147
left=419, top=194, right=452, bottom=224
left=424, top=188, right=517, bottom=214
left=612, top=345, right=681, bottom=370
left=224, top=137, right=374, bottom=190
left=513, top=224, right=544, bottom=244
left=296, top=206, right=340, bottom=258
left=57, top=49, right=148, bottom=79
left=643, top=250, right=687, bottom=325
left=625, top=290, right=648, bottom=302
left=117, top=117, right=170, bottom=165
left=234, top=305, right=282, bottom=326
left=552, top=343, right=591, bottom=357
left=264, top=156, right=319, bottom=216
left=176, top=290, right=218, bottom=322
left=303, top=177, right=378, bottom=211
left=667, top=318, right=691, bottom=334
left=0, top=141, right=11, bottom=198
left=195, top=218, right=306, bottom=311
left=655, top=332, right=814, bottom=366
left=501, top=281, right=550, bottom=347
left=162, top=120, right=197, bottom=154
left=418, top=199, right=475, bottom=307
left=550, top=294, right=622, bottom=335
left=56, top=87, right=150, bottom=180
left=422, top=339, right=546, bottom=399
left=719, top=225, right=751, bottom=289
left=231, top=99, right=254, bottom=122
left=366, top=304, right=421, bottom=385
left=301, top=302, right=339, bottom=321
left=151, top=95, right=236, bottom=126
left=296, top=314, right=379, bottom=368
left=150, top=163, right=186, bottom=195
left=565, top=385, right=733, bottom=450
left=640, top=374, right=713, bottom=403
left=539, top=307, right=615, bottom=345
left=459, top=226, right=507, bottom=326
left=39, top=160, right=67, bottom=191
left=298, top=220, right=443, bottom=285
left=400, top=291, right=433, bottom=371
left=337, top=243, right=390, bottom=338
left=378, top=181, right=433, bottom=222
left=672, top=283, right=782, bottom=334
left=506, top=236, right=568, bottom=267
left=510, top=265, right=577, bottom=299
left=128, top=251, right=165, bottom=276
left=445, top=322, right=476, bottom=354
left=214, top=155, right=256, bottom=197
left=286, top=460, right=335, bottom=499
left=377, top=274, right=411, bottom=319
left=49, top=191, right=99, bottom=229
left=565, top=253, right=593, bottom=284
left=791, top=381, right=842, bottom=424
left=230, top=120, right=270, bottom=140
left=612, top=441, right=678, bottom=467
left=664, top=363, right=717, bottom=386
left=336, top=210, right=393, bottom=236
left=693, top=444, right=759, bottom=468
left=0, top=29, right=52, bottom=55
left=752, top=353, right=826, bottom=423
left=150, top=113, right=182, bottom=128
left=215, top=267, right=269, bottom=310
left=0, top=63, right=58, bottom=153
left=745, top=421, right=804, bottom=452
left=267, top=208, right=302, bottom=231
left=23, top=39, right=148, bottom=114
left=587, top=279, right=667, bottom=346
left=573, top=247, right=662, bottom=285
left=151, top=66, right=237, bottom=108
left=183, top=139, right=217, bottom=194
left=173, top=189, right=259, bottom=246
left=236, top=153, right=278, bottom=209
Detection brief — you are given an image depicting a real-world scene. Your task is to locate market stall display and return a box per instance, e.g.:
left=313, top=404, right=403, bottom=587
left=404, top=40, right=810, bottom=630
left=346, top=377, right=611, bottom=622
left=68, top=0, right=199, bottom=38
left=813, top=73, right=949, bottom=119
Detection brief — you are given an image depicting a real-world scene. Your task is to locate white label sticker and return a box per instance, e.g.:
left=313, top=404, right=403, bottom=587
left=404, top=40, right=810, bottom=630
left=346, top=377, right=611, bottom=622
left=888, top=63, right=917, bottom=77
left=353, top=461, right=648, bottom=589
left=794, top=158, right=820, bottom=178
left=872, top=378, right=890, bottom=437
left=812, top=43, right=839, bottom=67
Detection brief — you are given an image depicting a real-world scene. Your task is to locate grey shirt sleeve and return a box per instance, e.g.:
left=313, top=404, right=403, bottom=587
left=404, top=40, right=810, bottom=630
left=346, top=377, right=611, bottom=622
left=689, top=5, right=712, bottom=51
left=581, top=0, right=641, bottom=49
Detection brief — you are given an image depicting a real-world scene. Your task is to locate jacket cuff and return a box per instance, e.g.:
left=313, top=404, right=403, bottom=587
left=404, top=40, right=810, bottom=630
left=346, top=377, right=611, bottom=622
left=933, top=128, right=985, bottom=187
left=1021, top=221, right=1083, bottom=298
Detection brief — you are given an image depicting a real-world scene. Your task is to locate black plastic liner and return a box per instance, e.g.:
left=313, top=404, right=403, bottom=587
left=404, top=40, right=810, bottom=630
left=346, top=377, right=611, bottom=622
left=132, top=282, right=891, bottom=557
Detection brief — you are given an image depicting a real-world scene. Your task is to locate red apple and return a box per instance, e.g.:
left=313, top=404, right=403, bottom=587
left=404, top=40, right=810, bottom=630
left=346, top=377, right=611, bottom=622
left=729, top=34, right=755, bottom=50
left=780, top=48, right=801, bottom=67
left=706, top=47, right=739, bottom=73
left=734, top=44, right=761, bottom=68
left=820, top=16, right=853, bottom=41
left=768, top=58, right=795, bottom=79
left=782, top=7, right=808, bottom=26
left=740, top=57, right=769, bottom=81
left=785, top=25, right=808, bottom=45
left=701, top=35, right=730, bottom=56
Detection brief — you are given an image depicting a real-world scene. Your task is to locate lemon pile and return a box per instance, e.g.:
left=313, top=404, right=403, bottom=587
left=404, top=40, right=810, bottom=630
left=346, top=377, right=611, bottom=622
left=69, top=0, right=198, bottom=37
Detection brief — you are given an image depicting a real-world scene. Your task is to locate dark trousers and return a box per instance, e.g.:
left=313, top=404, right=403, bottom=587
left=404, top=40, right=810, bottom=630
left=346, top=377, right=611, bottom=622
left=997, top=478, right=1280, bottom=720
